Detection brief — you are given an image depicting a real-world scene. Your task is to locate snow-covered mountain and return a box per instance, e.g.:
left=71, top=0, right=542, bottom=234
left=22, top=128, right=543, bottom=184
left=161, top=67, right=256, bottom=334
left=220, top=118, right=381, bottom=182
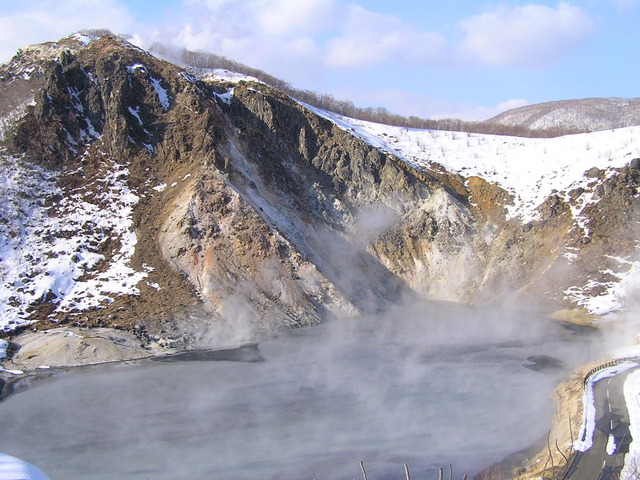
left=482, top=97, right=640, bottom=133
left=306, top=107, right=640, bottom=315
left=1, top=34, right=640, bottom=346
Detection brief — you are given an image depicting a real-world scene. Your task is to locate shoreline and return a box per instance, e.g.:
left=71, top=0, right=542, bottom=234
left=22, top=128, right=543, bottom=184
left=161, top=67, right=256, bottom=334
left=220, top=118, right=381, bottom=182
left=477, top=368, right=588, bottom=479
left=0, top=326, right=264, bottom=402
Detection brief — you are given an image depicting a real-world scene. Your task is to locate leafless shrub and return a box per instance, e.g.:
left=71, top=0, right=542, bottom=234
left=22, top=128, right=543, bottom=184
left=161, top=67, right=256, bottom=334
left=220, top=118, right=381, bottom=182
left=352, top=462, right=469, bottom=480
left=77, top=28, right=114, bottom=37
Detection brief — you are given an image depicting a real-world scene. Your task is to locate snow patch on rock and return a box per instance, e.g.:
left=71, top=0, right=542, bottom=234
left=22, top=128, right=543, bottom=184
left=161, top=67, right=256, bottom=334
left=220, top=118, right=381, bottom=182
left=565, top=256, right=640, bottom=316
left=195, top=68, right=263, bottom=84
left=0, top=151, right=149, bottom=332
left=150, top=77, right=170, bottom=110
left=0, top=339, right=7, bottom=360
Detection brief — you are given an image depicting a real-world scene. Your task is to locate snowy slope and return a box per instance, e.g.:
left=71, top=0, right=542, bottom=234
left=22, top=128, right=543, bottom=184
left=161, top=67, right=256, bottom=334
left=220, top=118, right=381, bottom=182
left=565, top=256, right=640, bottom=316
left=0, top=35, right=180, bottom=333
left=483, top=97, right=640, bottom=133
left=193, top=68, right=263, bottom=84
left=0, top=151, right=151, bottom=332
left=305, top=105, right=640, bottom=223
left=302, top=104, right=640, bottom=317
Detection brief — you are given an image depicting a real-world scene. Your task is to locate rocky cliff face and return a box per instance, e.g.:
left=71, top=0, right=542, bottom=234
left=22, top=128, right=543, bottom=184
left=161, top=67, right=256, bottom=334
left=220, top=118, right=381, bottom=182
left=1, top=34, right=639, bottom=348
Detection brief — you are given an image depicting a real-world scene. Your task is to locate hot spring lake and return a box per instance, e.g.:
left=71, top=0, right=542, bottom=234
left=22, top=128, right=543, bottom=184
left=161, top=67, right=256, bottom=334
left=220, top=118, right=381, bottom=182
left=0, top=305, right=601, bottom=480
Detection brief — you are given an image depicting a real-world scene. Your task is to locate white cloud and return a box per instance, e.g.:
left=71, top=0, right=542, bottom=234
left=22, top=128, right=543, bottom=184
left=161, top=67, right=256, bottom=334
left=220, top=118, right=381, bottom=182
left=459, top=2, right=595, bottom=67
left=432, top=99, right=530, bottom=122
left=610, top=0, right=640, bottom=10
left=496, top=98, right=530, bottom=113
left=170, top=0, right=336, bottom=46
left=144, top=0, right=327, bottom=84
left=161, top=1, right=593, bottom=75
left=325, top=5, right=447, bottom=68
left=256, top=0, right=338, bottom=36
left=161, top=0, right=447, bottom=75
left=0, top=0, right=134, bottom=63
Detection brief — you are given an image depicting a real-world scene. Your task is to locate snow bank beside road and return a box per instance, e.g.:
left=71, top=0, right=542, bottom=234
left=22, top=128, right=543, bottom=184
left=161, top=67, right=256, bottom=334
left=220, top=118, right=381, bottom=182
left=575, top=361, right=638, bottom=452
left=623, top=368, right=640, bottom=479
left=573, top=357, right=640, bottom=479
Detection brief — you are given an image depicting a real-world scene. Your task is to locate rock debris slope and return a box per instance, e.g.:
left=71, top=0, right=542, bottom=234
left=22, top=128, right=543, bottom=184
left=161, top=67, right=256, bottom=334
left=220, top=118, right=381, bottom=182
left=1, top=34, right=639, bottom=347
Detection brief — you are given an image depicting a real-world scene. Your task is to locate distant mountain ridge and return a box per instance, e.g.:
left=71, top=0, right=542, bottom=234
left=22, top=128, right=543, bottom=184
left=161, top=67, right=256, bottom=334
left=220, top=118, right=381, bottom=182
left=482, top=97, right=640, bottom=133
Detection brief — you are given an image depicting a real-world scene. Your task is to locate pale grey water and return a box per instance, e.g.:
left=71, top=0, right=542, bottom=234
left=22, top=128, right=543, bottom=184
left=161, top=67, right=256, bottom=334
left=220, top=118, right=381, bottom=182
left=0, top=306, right=600, bottom=480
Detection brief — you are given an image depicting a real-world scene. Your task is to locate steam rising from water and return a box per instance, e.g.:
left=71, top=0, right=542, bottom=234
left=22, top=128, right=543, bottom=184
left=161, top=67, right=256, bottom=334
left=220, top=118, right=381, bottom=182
left=0, top=302, right=604, bottom=480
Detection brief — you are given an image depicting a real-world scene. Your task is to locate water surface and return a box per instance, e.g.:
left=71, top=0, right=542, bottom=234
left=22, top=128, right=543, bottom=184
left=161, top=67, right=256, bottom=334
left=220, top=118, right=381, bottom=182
left=0, top=305, right=600, bottom=479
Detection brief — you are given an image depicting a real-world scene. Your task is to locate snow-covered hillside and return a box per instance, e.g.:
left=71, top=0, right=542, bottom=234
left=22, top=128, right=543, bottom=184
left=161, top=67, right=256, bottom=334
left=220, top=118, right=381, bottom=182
left=306, top=105, right=640, bottom=223
left=0, top=152, right=152, bottom=332
left=304, top=105, right=640, bottom=317
left=483, top=97, right=640, bottom=133
left=189, top=67, right=263, bottom=85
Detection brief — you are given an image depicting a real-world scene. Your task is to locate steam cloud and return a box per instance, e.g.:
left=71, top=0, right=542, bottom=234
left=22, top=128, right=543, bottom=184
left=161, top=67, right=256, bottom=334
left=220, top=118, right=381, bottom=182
left=0, top=298, right=610, bottom=479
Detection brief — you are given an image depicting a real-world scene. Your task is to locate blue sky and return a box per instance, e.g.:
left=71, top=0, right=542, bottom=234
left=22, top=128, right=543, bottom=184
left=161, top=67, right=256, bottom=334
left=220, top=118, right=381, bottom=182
left=0, top=0, right=638, bottom=120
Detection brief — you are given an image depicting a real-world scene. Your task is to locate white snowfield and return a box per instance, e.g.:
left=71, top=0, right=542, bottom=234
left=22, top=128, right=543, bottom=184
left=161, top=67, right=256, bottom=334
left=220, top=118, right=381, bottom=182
left=196, top=68, right=262, bottom=84
left=0, top=453, right=50, bottom=480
